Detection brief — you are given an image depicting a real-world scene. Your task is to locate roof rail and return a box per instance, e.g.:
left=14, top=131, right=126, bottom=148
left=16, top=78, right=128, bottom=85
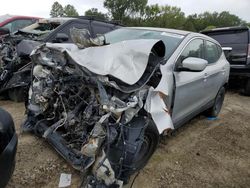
left=201, top=26, right=249, bottom=33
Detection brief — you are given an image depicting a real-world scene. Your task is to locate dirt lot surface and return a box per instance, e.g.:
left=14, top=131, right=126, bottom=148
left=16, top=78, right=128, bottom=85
left=1, top=91, right=250, bottom=188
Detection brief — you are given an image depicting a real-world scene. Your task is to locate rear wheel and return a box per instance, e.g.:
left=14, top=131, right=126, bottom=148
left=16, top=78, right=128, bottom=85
left=206, top=87, right=225, bottom=117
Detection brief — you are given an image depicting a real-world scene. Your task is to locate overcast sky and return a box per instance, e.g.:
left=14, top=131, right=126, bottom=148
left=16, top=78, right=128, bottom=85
left=1, top=0, right=249, bottom=22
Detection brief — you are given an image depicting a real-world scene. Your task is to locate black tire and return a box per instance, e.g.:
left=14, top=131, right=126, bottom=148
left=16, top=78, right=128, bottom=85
left=132, top=120, right=159, bottom=171
left=8, top=88, right=25, bottom=102
left=0, top=108, right=17, bottom=188
left=206, top=87, right=225, bottom=117
left=242, top=78, right=250, bottom=96
left=0, top=108, right=15, bottom=152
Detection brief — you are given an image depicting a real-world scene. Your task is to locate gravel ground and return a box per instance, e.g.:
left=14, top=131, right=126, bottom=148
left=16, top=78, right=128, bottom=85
left=1, top=91, right=250, bottom=188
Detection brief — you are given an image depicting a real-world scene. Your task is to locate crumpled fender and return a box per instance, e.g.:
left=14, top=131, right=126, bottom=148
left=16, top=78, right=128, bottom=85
left=144, top=87, right=174, bottom=134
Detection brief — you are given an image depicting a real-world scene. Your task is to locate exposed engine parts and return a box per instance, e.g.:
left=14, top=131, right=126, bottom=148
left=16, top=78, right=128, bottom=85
left=0, top=36, right=19, bottom=83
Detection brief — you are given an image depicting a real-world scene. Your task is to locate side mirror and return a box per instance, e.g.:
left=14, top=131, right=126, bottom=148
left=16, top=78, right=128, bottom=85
left=181, top=57, right=208, bottom=71
left=0, top=27, right=10, bottom=35
left=222, top=47, right=232, bottom=60
left=54, top=33, right=69, bottom=43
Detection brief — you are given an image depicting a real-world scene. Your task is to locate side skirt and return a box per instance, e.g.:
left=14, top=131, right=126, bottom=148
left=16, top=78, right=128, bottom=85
left=173, top=100, right=215, bottom=129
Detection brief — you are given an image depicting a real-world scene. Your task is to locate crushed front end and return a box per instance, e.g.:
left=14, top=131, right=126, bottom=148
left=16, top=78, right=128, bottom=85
left=22, top=39, right=172, bottom=187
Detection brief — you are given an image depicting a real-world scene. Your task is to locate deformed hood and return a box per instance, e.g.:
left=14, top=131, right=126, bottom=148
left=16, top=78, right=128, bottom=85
left=45, top=39, right=165, bottom=85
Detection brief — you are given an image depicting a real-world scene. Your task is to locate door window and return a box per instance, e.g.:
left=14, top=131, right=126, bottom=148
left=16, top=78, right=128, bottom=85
left=176, top=39, right=204, bottom=66
left=205, top=41, right=222, bottom=64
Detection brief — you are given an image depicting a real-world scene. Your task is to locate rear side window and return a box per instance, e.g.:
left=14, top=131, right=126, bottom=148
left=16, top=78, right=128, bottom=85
left=207, top=30, right=248, bottom=44
left=205, top=41, right=221, bottom=64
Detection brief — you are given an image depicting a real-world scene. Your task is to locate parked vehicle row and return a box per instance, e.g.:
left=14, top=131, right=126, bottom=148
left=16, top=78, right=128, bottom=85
left=0, top=16, right=122, bottom=102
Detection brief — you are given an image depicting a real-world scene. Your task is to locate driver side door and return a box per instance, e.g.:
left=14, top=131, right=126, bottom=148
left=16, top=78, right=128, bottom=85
left=172, top=38, right=208, bottom=127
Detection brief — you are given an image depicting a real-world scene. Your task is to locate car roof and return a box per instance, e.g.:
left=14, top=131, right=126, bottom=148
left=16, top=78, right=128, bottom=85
left=201, top=26, right=250, bottom=34
left=0, top=14, right=39, bottom=20
left=37, top=16, right=123, bottom=26
left=68, top=16, right=124, bottom=26
left=37, top=17, right=75, bottom=24
left=6, top=15, right=40, bottom=20
left=128, top=27, right=192, bottom=36
left=0, top=14, right=40, bottom=26
left=121, top=27, right=221, bottom=46
left=0, top=14, right=13, bottom=22
left=124, top=27, right=213, bottom=39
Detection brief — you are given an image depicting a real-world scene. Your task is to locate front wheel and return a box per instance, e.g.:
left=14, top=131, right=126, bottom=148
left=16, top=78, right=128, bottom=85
left=206, top=87, right=225, bottom=117
left=132, top=120, right=159, bottom=171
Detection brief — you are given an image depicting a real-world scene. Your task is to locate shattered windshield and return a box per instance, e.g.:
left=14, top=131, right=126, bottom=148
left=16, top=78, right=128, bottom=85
left=104, top=28, right=185, bottom=59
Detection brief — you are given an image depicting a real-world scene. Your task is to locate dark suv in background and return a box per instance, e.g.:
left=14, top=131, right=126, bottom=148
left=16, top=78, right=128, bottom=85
left=202, top=26, right=250, bottom=95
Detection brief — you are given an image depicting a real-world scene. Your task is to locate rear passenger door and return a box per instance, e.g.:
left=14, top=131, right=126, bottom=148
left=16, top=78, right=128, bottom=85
left=203, top=40, right=226, bottom=102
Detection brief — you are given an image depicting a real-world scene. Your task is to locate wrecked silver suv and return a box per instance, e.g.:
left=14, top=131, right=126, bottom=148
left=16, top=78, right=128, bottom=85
left=22, top=27, right=230, bottom=187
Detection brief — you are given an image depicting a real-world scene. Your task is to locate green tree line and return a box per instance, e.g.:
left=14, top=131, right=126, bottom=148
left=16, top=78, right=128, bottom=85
left=50, top=0, right=250, bottom=32
left=50, top=1, right=78, bottom=17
